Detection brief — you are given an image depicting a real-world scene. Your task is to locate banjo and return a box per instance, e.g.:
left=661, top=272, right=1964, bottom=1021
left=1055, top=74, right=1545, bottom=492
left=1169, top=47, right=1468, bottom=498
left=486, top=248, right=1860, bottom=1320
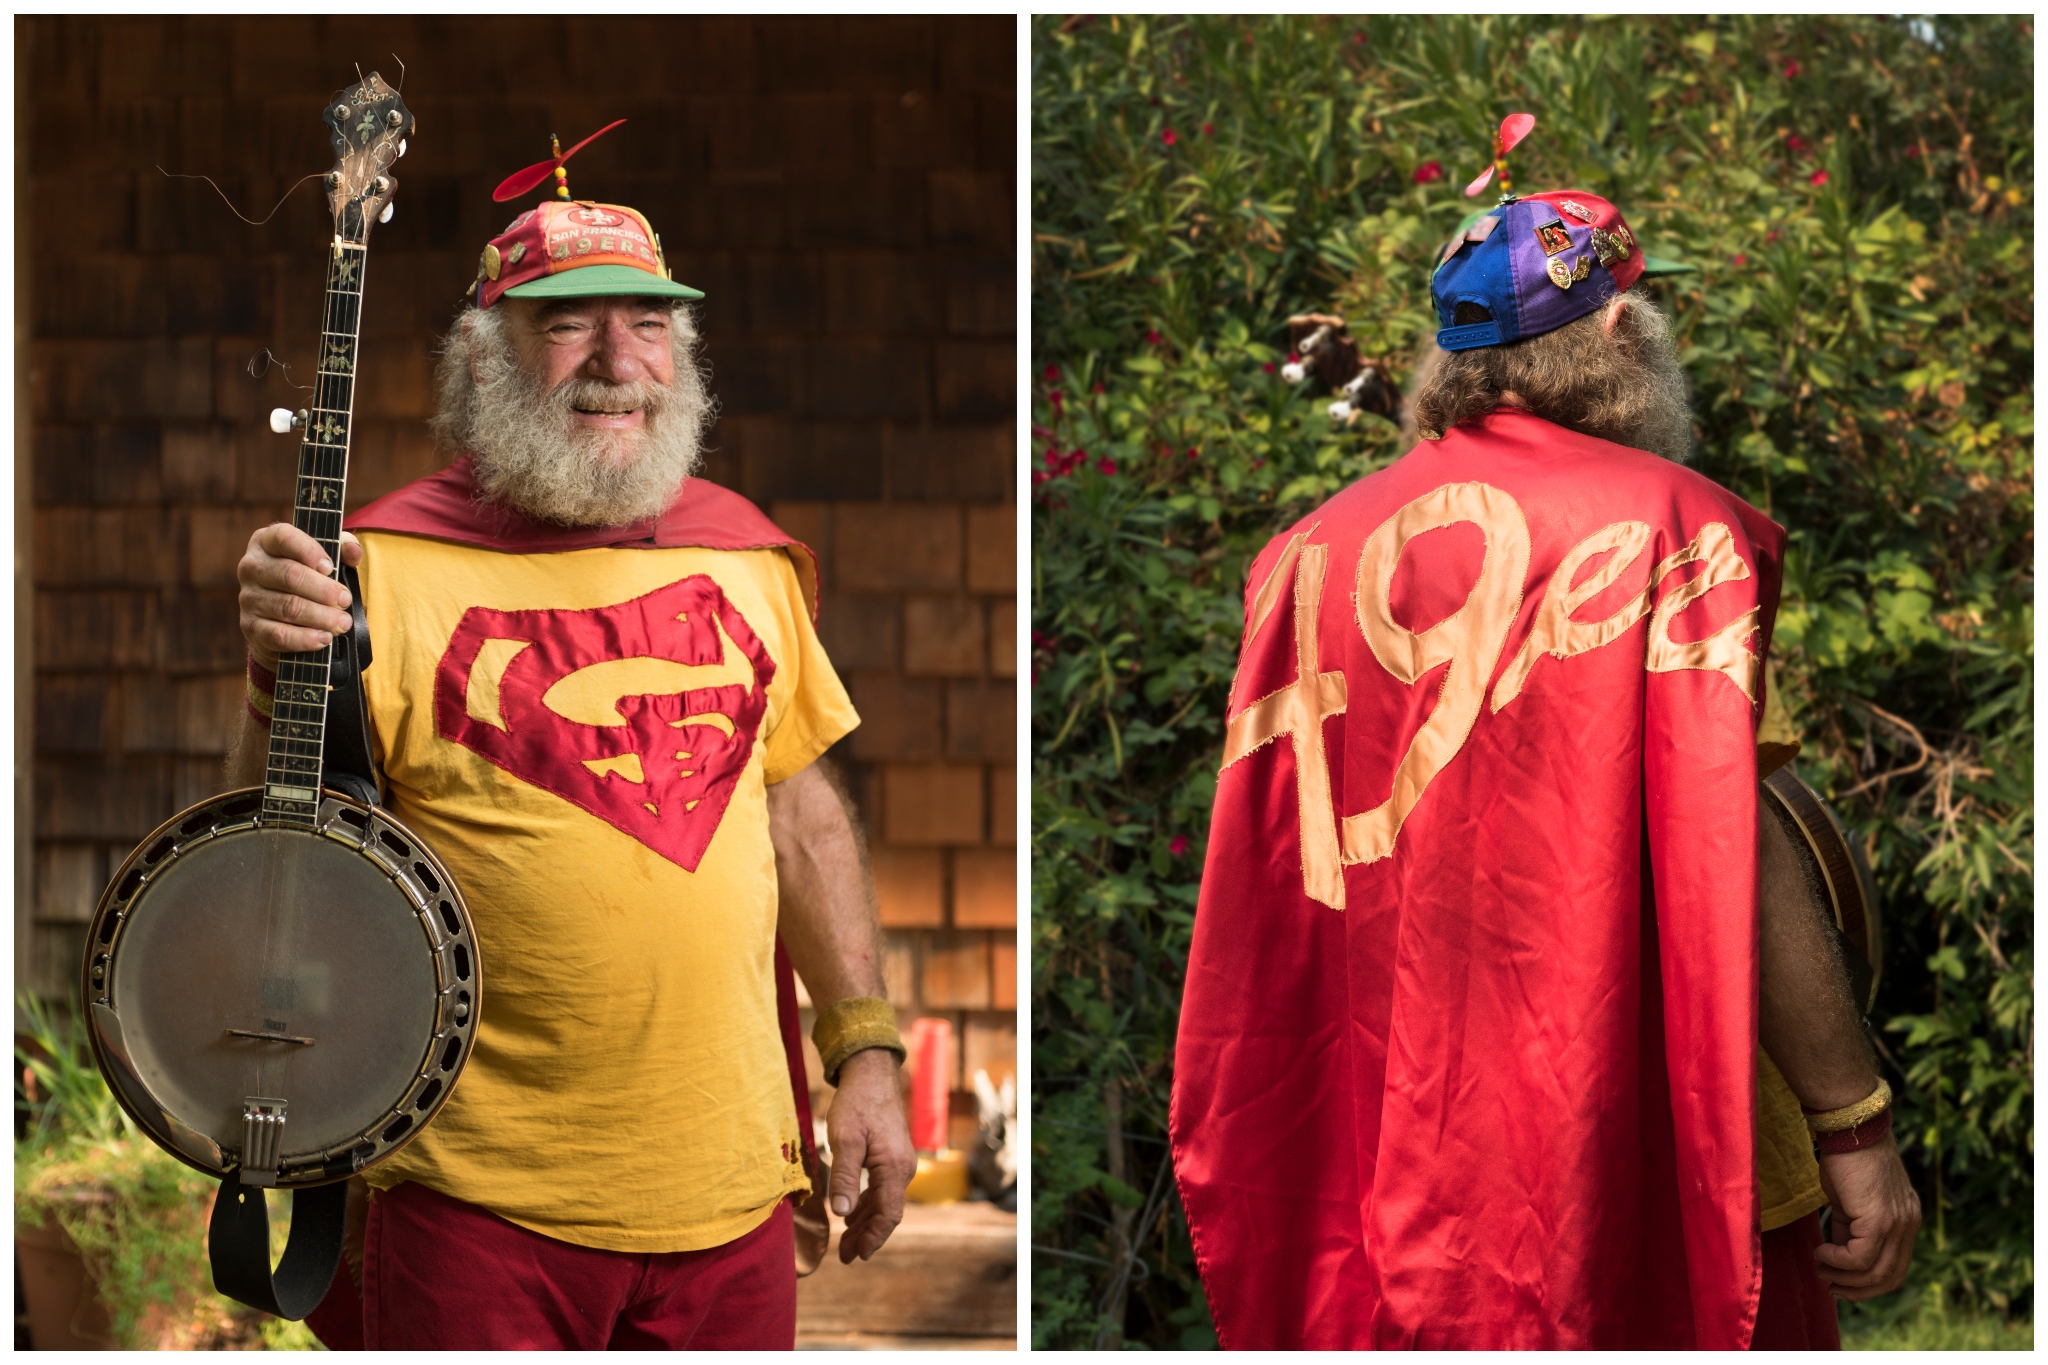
left=83, top=73, right=479, bottom=1320
left=1762, top=765, right=1883, bottom=1014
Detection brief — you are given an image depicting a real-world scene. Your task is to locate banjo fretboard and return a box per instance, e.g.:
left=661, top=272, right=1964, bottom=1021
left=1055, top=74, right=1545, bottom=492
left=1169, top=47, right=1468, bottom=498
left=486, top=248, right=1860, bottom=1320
left=262, top=219, right=369, bottom=828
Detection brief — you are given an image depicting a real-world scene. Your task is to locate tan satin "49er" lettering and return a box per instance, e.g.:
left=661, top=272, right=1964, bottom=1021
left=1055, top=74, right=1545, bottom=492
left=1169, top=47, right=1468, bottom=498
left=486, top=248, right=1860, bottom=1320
left=1221, top=482, right=1762, bottom=908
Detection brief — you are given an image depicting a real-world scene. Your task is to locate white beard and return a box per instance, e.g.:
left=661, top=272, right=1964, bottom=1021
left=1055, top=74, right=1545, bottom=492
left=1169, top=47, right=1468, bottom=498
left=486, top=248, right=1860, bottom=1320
left=431, top=305, right=714, bottom=527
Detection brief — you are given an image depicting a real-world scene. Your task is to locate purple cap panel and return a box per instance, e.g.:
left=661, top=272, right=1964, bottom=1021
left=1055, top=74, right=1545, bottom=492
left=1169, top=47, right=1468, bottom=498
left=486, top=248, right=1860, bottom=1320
left=1508, top=201, right=1615, bottom=338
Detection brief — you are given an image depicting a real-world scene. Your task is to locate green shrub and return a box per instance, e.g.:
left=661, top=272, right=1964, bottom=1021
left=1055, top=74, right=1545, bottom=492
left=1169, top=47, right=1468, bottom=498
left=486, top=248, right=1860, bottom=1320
left=1030, top=14, right=2032, bottom=1348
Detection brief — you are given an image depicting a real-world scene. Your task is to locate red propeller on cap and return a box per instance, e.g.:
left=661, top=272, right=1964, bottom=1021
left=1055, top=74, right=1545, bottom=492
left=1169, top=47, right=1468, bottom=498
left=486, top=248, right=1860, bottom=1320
left=1464, top=112, right=1535, bottom=199
left=492, top=119, right=627, bottom=203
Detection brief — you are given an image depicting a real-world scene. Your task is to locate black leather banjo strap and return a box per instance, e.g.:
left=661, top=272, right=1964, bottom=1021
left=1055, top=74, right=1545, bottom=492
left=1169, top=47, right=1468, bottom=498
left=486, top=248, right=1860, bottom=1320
left=323, top=560, right=381, bottom=808
left=210, top=1177, right=349, bottom=1321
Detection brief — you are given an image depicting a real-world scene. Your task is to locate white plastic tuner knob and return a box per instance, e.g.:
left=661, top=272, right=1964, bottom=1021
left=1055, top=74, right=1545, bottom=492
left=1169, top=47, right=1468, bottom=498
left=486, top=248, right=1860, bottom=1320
left=397, top=138, right=407, bottom=158
left=380, top=202, right=395, bottom=224
left=269, top=408, right=295, bottom=434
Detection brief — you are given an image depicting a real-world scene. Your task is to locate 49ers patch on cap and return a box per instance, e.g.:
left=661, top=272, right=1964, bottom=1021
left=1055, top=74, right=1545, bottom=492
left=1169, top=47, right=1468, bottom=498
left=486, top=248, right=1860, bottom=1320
left=474, top=200, right=703, bottom=309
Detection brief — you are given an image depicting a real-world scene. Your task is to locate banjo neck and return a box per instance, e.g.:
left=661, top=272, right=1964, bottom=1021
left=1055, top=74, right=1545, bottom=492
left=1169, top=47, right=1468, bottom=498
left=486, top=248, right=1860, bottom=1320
left=264, top=227, right=367, bottom=826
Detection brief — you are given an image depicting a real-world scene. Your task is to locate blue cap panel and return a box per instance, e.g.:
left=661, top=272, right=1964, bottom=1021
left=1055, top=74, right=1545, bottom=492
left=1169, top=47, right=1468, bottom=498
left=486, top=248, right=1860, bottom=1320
left=1431, top=205, right=1521, bottom=352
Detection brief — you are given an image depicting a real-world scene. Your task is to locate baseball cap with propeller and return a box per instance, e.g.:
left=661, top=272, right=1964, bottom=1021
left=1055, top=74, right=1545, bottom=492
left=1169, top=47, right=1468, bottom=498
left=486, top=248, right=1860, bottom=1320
left=471, top=119, right=703, bottom=309
left=1430, top=113, right=1697, bottom=352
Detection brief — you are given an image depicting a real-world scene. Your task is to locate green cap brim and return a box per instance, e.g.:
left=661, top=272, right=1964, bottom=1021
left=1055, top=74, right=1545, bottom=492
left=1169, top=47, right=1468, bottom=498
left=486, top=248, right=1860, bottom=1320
left=1638, top=253, right=1698, bottom=278
left=502, top=264, right=704, bottom=301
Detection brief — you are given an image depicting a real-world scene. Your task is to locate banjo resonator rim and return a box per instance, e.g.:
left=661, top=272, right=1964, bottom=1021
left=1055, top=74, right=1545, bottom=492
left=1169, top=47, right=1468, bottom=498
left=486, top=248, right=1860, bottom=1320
left=83, top=785, right=482, bottom=1190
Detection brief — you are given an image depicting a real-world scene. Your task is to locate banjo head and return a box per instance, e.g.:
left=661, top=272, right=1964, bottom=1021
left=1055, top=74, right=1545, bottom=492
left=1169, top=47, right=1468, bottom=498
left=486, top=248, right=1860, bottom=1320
left=84, top=788, right=480, bottom=1188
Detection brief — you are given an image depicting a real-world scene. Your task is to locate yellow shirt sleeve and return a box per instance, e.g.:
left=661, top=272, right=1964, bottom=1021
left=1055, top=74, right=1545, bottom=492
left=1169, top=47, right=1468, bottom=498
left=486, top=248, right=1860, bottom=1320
left=761, top=547, right=860, bottom=785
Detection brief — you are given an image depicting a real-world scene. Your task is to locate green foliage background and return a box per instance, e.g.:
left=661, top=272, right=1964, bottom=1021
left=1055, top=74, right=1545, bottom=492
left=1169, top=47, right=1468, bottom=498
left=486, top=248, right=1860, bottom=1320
left=1029, top=15, right=2032, bottom=1349
left=14, top=996, right=320, bottom=1350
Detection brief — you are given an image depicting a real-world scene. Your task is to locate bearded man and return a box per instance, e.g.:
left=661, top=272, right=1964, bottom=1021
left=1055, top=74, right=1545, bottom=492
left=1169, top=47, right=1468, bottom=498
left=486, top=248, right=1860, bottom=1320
left=228, top=194, right=914, bottom=1350
left=1171, top=189, right=1919, bottom=1349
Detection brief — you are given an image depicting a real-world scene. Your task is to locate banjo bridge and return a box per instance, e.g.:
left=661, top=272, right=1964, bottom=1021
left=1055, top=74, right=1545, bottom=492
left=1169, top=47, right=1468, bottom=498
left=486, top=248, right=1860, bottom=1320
left=225, top=1027, right=316, bottom=1046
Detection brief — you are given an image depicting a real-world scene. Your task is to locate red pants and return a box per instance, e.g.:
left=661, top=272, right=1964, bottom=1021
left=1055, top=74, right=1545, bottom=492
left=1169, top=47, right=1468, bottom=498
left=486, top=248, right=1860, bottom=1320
left=1752, top=1210, right=1841, bottom=1350
left=304, top=1182, right=796, bottom=1350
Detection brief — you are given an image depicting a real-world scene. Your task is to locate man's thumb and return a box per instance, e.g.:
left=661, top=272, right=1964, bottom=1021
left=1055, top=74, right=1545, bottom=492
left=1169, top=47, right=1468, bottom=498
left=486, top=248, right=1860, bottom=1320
left=829, top=1133, right=866, bottom=1217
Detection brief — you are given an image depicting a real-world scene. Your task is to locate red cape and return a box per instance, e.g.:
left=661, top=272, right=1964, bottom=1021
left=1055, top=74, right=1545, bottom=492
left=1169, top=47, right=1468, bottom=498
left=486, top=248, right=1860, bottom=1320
left=347, top=457, right=823, bottom=1193
left=1171, top=411, right=1785, bottom=1348
left=350, top=455, right=820, bottom=619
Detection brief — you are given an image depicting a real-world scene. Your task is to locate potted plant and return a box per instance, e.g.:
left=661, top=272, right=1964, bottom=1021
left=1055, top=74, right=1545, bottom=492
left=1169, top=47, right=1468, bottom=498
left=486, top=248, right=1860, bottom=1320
left=13, top=993, right=317, bottom=1350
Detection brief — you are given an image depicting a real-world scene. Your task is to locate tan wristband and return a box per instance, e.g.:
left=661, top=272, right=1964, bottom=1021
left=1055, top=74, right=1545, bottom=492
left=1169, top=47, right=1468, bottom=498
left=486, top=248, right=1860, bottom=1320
left=811, top=996, right=904, bottom=1086
left=1803, top=1078, right=1892, bottom=1134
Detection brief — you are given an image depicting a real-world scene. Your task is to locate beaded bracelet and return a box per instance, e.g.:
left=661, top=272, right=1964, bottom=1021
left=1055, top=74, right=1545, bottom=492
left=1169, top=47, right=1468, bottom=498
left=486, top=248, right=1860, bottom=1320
left=246, top=654, right=277, bottom=728
left=811, top=997, right=905, bottom=1086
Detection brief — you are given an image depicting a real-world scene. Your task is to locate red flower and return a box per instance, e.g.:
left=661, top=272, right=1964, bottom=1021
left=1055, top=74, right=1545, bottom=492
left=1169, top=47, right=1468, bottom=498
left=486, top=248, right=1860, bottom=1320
left=1161, top=127, right=1178, bottom=147
left=1146, top=329, right=1163, bottom=345
left=1783, top=60, right=1801, bottom=78
left=1765, top=229, right=1780, bottom=242
left=1185, top=446, right=1199, bottom=460
left=1905, top=143, right=1922, bottom=158
left=1097, top=457, right=1118, bottom=476
left=1785, top=133, right=1808, bottom=154
left=1809, top=169, right=1829, bottom=186
left=1169, top=835, right=1190, bottom=857
left=1730, top=253, right=1748, bottom=267
left=1202, top=122, right=1215, bottom=137
left=1049, top=389, right=1064, bottom=412
left=1262, top=361, right=1276, bottom=373
left=1043, top=364, right=1060, bottom=382
left=1092, top=382, right=1106, bottom=394
left=1413, top=160, right=1444, bottom=185
left=1353, top=32, right=1367, bottom=44
left=1287, top=352, right=1302, bottom=365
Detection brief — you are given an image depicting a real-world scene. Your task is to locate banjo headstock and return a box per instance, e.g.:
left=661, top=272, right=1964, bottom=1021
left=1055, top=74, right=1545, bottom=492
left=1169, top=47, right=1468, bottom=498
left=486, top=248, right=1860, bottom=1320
left=322, top=72, right=411, bottom=242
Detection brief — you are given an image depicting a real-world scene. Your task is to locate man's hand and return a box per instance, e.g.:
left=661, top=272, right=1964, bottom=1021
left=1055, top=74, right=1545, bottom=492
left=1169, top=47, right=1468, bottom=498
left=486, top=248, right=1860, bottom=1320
left=1814, top=1134, right=1922, bottom=1300
left=237, top=524, right=361, bottom=669
left=825, top=1047, right=915, bottom=1264
left=766, top=762, right=912, bottom=1262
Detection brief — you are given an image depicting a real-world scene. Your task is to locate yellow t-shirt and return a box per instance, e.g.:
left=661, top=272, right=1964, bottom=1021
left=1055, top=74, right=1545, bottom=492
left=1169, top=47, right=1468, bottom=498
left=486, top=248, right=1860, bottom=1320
left=1755, top=669, right=1827, bottom=1232
left=353, top=533, right=859, bottom=1252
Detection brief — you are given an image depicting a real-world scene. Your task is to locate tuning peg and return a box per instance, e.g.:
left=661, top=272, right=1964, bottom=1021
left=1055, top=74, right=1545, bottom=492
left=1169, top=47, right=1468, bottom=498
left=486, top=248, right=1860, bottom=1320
left=380, top=202, right=395, bottom=224
left=269, top=408, right=309, bottom=434
left=397, top=139, right=407, bottom=158
left=1280, top=361, right=1309, bottom=384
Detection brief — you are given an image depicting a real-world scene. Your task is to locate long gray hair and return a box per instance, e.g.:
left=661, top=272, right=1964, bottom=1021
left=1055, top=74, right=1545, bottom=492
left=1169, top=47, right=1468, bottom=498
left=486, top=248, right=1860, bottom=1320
left=1406, top=291, right=1693, bottom=463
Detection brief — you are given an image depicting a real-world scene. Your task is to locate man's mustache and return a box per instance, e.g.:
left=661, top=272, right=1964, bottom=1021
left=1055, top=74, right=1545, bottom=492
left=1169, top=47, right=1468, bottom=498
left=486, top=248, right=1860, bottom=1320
left=544, top=376, right=670, bottom=421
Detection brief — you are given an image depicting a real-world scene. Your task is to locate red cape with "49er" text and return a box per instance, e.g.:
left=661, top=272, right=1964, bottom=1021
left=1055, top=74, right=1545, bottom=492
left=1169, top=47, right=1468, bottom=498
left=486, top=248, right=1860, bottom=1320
left=1171, top=410, right=1785, bottom=1349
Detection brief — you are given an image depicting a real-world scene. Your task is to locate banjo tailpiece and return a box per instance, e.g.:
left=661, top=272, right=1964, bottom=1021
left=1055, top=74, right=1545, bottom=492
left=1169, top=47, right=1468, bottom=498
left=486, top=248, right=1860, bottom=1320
left=82, top=74, right=482, bottom=1323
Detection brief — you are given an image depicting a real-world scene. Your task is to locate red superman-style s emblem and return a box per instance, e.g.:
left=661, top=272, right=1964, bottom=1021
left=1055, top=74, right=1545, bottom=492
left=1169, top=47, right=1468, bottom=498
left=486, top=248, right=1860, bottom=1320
left=433, top=576, right=776, bottom=872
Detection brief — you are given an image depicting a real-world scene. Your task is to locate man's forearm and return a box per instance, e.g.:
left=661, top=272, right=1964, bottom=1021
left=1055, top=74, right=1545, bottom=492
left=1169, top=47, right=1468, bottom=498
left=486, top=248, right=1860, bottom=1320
left=767, top=759, right=887, bottom=1008
left=1757, top=803, right=1879, bottom=1111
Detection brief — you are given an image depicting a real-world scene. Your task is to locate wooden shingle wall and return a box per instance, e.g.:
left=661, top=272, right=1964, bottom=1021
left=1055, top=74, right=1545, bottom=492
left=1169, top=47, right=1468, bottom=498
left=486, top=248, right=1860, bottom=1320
left=21, top=15, right=1016, bottom=1131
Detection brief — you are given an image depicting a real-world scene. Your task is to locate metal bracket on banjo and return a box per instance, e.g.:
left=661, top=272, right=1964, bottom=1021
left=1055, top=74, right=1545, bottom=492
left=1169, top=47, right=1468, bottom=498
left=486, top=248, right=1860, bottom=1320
left=241, top=1098, right=290, bottom=1187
